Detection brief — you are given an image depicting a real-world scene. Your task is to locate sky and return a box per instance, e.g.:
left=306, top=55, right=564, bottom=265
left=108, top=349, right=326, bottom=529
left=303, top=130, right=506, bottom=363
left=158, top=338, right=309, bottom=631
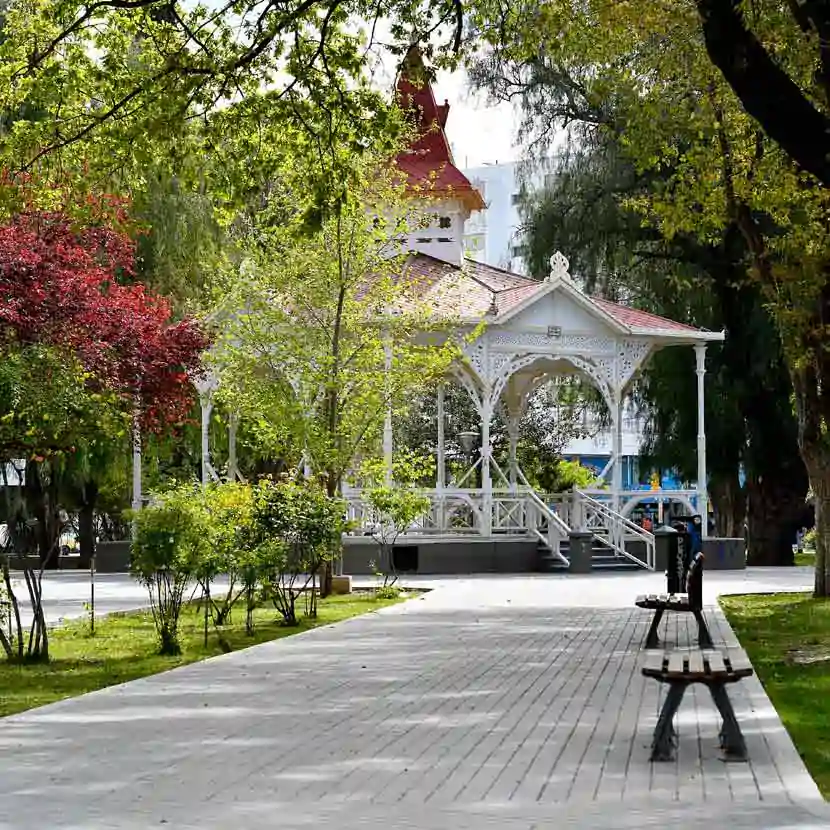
left=431, top=69, right=521, bottom=169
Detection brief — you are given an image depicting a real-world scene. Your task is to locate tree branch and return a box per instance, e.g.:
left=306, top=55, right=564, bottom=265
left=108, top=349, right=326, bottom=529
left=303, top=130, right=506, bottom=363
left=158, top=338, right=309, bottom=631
left=695, top=0, right=830, bottom=186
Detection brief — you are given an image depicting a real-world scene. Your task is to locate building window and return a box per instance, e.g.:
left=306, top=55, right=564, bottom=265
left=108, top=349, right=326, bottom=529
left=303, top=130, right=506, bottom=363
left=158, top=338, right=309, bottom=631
left=438, top=216, right=452, bottom=229
left=511, top=243, right=527, bottom=258
left=511, top=192, right=522, bottom=205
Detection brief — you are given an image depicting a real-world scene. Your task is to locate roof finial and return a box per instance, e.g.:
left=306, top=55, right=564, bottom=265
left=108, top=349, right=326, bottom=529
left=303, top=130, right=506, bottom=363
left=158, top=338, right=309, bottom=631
left=546, top=250, right=571, bottom=283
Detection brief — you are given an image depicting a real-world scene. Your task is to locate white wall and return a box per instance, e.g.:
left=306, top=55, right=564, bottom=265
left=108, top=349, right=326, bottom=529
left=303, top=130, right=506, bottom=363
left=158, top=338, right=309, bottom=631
left=405, top=199, right=468, bottom=266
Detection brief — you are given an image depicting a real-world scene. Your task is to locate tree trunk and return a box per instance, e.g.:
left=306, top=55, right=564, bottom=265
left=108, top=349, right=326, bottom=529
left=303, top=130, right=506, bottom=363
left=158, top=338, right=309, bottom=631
left=78, top=502, right=94, bottom=569
left=811, top=465, right=830, bottom=597
left=745, top=474, right=804, bottom=566
left=709, top=472, right=745, bottom=537
left=695, top=0, right=830, bottom=186
left=791, top=362, right=830, bottom=596
left=24, top=460, right=59, bottom=569
left=77, top=480, right=98, bottom=569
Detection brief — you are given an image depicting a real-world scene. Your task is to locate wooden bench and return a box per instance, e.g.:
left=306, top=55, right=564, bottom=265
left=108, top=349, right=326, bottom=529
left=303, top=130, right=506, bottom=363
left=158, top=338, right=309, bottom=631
left=635, top=551, right=713, bottom=649
left=642, top=650, right=754, bottom=761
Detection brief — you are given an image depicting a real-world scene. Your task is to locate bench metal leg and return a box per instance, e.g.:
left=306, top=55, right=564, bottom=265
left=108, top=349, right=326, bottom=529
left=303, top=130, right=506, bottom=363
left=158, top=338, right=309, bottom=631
left=645, top=608, right=664, bottom=649
left=650, top=681, right=687, bottom=762
left=693, top=610, right=714, bottom=648
left=709, top=683, right=748, bottom=761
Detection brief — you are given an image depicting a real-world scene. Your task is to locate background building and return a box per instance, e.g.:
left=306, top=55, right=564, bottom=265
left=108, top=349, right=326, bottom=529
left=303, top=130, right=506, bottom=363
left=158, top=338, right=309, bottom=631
left=461, top=160, right=557, bottom=275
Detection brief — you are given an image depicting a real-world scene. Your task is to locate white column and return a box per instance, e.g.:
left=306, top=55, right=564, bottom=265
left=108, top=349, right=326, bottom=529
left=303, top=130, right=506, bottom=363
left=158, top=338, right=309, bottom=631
left=227, top=412, right=239, bottom=481
left=436, top=383, right=446, bottom=532
left=436, top=384, right=446, bottom=491
left=612, top=394, right=623, bottom=513
left=199, top=390, right=214, bottom=487
left=695, top=344, right=709, bottom=538
left=507, top=416, right=520, bottom=493
left=383, top=340, right=393, bottom=485
left=131, top=412, right=142, bottom=515
left=611, top=395, right=625, bottom=551
left=481, top=403, right=492, bottom=535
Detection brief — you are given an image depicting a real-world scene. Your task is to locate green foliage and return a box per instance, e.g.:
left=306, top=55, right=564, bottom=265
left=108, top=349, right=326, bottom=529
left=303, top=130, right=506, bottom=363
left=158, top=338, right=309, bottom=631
left=215, top=160, right=461, bottom=494
left=555, top=460, right=598, bottom=491
left=366, top=481, right=430, bottom=586
left=0, top=0, right=464, bottom=223
left=129, top=483, right=208, bottom=654
left=375, top=584, right=402, bottom=600
left=194, top=482, right=255, bottom=634
left=252, top=478, right=348, bottom=623
left=0, top=344, right=129, bottom=460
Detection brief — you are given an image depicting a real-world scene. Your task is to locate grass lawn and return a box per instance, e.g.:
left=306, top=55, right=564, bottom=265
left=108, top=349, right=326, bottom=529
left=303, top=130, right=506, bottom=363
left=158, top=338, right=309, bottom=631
left=795, top=549, right=816, bottom=567
left=720, top=591, right=830, bottom=797
left=0, top=591, right=406, bottom=719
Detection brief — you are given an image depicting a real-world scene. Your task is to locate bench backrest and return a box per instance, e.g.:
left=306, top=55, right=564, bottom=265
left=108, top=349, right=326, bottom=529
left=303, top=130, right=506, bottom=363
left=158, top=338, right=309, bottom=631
left=684, top=551, right=704, bottom=610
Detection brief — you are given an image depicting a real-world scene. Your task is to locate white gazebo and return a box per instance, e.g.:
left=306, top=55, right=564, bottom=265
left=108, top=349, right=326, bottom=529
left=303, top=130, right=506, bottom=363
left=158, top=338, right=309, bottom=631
left=340, top=49, right=727, bottom=572
left=345, top=248, right=724, bottom=571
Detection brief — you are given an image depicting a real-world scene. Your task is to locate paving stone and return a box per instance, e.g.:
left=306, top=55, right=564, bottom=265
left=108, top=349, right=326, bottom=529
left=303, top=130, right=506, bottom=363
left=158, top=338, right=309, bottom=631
left=0, top=571, right=824, bottom=829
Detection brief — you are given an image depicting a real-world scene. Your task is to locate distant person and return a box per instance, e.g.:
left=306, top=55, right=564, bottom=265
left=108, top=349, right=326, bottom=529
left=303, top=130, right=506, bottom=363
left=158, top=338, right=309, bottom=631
left=642, top=515, right=653, bottom=532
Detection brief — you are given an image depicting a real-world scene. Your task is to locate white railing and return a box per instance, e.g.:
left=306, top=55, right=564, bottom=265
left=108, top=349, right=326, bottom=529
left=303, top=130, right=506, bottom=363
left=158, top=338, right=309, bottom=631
left=345, top=485, right=653, bottom=571
left=524, top=488, right=570, bottom=565
left=574, top=489, right=655, bottom=570
left=345, top=488, right=567, bottom=559
left=345, top=491, right=484, bottom=536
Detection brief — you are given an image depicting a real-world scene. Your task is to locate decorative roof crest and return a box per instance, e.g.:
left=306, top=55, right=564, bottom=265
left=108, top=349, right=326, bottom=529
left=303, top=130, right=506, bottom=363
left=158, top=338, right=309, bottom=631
left=546, top=250, right=571, bottom=284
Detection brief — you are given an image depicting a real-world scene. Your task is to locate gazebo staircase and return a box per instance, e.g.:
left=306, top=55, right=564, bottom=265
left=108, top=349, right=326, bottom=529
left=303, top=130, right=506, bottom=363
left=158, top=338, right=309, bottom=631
left=536, top=536, right=644, bottom=573
left=528, top=487, right=654, bottom=572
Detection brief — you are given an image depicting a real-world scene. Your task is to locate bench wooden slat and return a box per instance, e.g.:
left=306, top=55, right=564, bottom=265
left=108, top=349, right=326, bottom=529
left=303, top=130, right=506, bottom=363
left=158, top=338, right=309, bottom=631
left=724, top=653, right=754, bottom=677
left=704, top=651, right=726, bottom=676
left=644, top=652, right=666, bottom=674
left=688, top=651, right=704, bottom=674
left=642, top=648, right=754, bottom=683
left=668, top=652, right=685, bottom=675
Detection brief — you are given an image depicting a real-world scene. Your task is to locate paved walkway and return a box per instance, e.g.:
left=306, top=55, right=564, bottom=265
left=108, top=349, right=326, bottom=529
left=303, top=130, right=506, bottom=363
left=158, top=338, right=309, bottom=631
left=1, top=570, right=827, bottom=829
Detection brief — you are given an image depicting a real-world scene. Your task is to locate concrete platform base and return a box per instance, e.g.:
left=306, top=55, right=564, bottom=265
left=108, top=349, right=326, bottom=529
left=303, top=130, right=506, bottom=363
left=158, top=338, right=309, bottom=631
left=330, top=575, right=352, bottom=595
left=342, top=536, right=539, bottom=575
left=703, top=537, right=747, bottom=569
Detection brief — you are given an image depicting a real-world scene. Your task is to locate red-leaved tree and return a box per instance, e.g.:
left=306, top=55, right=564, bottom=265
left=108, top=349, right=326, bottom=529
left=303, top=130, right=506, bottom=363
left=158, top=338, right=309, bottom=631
left=0, top=203, right=209, bottom=588
left=0, top=207, right=209, bottom=430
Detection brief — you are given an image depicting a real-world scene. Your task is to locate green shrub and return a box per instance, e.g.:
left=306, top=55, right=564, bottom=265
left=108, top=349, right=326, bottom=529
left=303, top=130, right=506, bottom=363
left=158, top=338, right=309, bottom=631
left=375, top=584, right=402, bottom=600
left=129, top=483, right=209, bottom=655
left=200, top=482, right=255, bottom=631
left=252, top=478, right=346, bottom=624
left=367, top=485, right=429, bottom=587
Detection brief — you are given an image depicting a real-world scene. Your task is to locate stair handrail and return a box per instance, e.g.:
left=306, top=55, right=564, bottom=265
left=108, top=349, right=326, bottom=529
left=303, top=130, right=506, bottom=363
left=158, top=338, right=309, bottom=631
left=574, top=488, right=655, bottom=570
left=525, top=487, right=571, bottom=538
left=517, top=469, right=571, bottom=537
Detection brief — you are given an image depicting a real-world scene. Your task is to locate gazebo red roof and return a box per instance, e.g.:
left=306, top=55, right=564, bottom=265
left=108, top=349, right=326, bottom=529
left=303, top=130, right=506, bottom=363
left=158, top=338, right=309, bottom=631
left=394, top=49, right=486, bottom=212
left=400, top=253, right=720, bottom=339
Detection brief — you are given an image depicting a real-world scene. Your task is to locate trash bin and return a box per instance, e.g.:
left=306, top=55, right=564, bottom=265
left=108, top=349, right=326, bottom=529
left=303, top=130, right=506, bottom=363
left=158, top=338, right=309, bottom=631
left=655, top=525, right=685, bottom=594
